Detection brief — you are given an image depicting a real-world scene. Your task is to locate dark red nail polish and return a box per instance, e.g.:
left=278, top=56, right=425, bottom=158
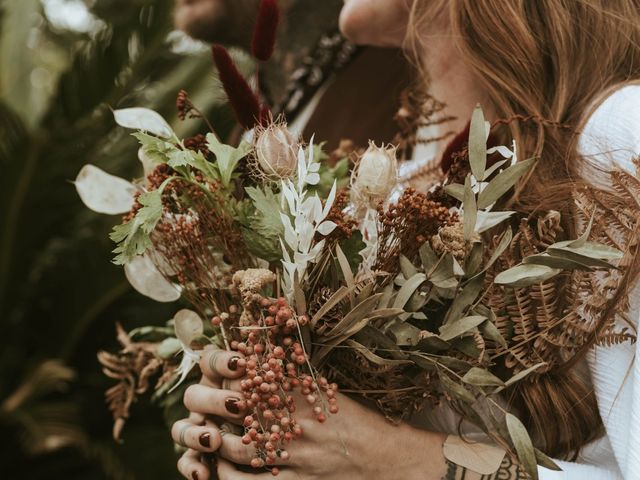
left=199, top=432, right=210, bottom=448
left=225, top=397, right=240, bottom=414
left=192, top=472, right=198, bottom=480
left=228, top=356, right=240, bottom=371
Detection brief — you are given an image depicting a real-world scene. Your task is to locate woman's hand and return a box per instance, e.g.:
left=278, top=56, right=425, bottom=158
left=172, top=347, right=449, bottom=480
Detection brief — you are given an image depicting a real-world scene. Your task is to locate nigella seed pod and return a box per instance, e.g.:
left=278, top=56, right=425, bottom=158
left=254, top=122, right=299, bottom=178
left=352, top=142, right=398, bottom=209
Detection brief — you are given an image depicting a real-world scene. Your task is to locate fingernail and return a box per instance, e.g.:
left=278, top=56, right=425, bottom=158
left=199, top=432, right=210, bottom=448
left=225, top=397, right=241, bottom=414
left=192, top=472, right=198, bottom=480
left=228, top=356, right=240, bottom=371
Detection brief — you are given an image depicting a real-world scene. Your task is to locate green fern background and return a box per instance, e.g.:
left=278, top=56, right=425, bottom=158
left=0, top=0, right=238, bottom=478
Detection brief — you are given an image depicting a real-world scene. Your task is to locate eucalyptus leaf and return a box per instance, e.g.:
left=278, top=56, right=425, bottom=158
left=324, top=293, right=383, bottom=339
left=476, top=211, right=515, bottom=233
left=440, top=373, right=476, bottom=404
left=547, top=248, right=617, bottom=269
left=465, top=241, right=484, bottom=277
left=524, top=253, right=594, bottom=271
left=535, top=448, right=561, bottom=471
left=548, top=241, right=623, bottom=261
left=345, top=340, right=411, bottom=366
left=480, top=319, right=507, bottom=348
left=485, top=228, right=512, bottom=271
left=494, top=264, right=560, bottom=288
left=462, top=367, right=505, bottom=387
left=444, top=274, right=485, bottom=325
left=399, top=255, right=419, bottom=279
left=420, top=242, right=440, bottom=272
left=335, top=244, right=355, bottom=304
left=439, top=315, right=486, bottom=341
left=393, top=273, right=426, bottom=310
left=506, top=413, right=539, bottom=480
left=416, top=335, right=451, bottom=353
left=469, top=105, right=487, bottom=181
left=463, top=175, right=477, bottom=240
left=477, top=158, right=536, bottom=209
left=430, top=254, right=458, bottom=289
left=503, top=363, right=546, bottom=388
left=387, top=321, right=423, bottom=346
left=444, top=183, right=465, bottom=202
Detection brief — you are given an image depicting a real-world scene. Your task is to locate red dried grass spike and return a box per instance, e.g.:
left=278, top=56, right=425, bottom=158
left=212, top=44, right=261, bottom=129
left=251, top=0, right=279, bottom=62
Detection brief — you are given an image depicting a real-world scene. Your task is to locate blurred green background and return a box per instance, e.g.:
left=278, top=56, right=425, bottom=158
left=0, top=0, right=239, bottom=478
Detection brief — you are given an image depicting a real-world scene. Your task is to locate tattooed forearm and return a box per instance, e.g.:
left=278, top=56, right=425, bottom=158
left=442, top=454, right=531, bottom=480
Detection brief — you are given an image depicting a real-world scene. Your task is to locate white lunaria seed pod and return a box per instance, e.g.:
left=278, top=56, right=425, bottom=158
left=254, top=122, right=299, bottom=178
left=352, top=142, right=398, bottom=209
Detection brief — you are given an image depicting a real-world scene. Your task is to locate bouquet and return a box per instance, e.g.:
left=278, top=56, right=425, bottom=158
left=77, top=2, right=640, bottom=478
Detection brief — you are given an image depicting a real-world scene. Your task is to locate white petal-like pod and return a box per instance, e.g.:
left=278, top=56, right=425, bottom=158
left=124, top=254, right=181, bottom=302
left=113, top=107, right=174, bottom=139
left=173, top=309, right=204, bottom=346
left=137, top=147, right=156, bottom=177
left=75, top=164, right=136, bottom=215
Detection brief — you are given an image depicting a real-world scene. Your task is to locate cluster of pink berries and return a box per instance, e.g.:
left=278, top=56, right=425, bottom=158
left=214, top=296, right=338, bottom=475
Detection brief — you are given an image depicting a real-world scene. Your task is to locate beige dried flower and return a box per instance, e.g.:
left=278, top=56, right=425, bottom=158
left=430, top=221, right=477, bottom=261
left=254, top=121, right=299, bottom=178
left=233, top=268, right=276, bottom=296
left=351, top=142, right=398, bottom=210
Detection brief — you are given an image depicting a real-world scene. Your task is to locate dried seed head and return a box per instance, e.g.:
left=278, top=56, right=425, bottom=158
left=352, top=142, right=398, bottom=210
left=254, top=122, right=299, bottom=179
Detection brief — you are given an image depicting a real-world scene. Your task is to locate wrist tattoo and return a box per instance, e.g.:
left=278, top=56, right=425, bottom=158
left=442, top=454, right=530, bottom=480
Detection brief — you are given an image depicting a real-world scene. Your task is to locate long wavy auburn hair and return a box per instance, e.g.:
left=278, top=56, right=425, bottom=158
left=406, top=0, right=640, bottom=458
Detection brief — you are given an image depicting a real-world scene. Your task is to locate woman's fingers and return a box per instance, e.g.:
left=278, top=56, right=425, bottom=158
left=216, top=458, right=294, bottom=480
left=171, top=419, right=222, bottom=452
left=184, top=384, right=247, bottom=421
left=177, top=448, right=211, bottom=480
left=199, top=347, right=246, bottom=383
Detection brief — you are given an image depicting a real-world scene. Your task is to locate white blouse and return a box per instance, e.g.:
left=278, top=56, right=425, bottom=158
left=539, top=85, right=640, bottom=480
left=409, top=85, right=640, bottom=480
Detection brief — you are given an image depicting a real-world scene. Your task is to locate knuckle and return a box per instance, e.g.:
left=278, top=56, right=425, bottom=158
left=183, top=384, right=199, bottom=408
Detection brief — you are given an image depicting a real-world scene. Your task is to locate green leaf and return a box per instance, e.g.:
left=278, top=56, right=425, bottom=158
left=463, top=175, right=477, bottom=241
left=110, top=186, right=165, bottom=265
left=503, top=363, right=546, bottom=388
left=440, top=373, right=476, bottom=404
left=206, top=133, right=251, bottom=187
left=245, top=186, right=284, bottom=237
left=494, top=264, right=560, bottom=288
left=477, top=158, right=536, bottom=209
left=399, top=255, right=419, bottom=279
left=480, top=318, right=507, bottom=348
left=462, top=367, right=505, bottom=387
left=387, top=321, right=423, bottom=346
left=465, top=241, right=484, bottom=277
left=444, top=183, right=465, bottom=202
left=523, top=253, right=594, bottom=271
left=429, top=254, right=458, bottom=289
left=393, top=273, right=426, bottom=310
left=157, top=337, right=182, bottom=359
left=444, top=274, right=485, bottom=324
left=485, top=228, right=512, bottom=271
left=568, top=212, right=595, bottom=249
left=419, top=242, right=439, bottom=272
left=535, top=448, right=561, bottom=471
left=469, top=105, right=487, bottom=181
left=439, top=315, right=486, bottom=341
left=548, top=241, right=623, bottom=261
left=506, top=413, right=539, bottom=480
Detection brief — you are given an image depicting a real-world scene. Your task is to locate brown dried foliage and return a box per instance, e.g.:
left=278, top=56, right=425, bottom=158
left=98, top=324, right=176, bottom=441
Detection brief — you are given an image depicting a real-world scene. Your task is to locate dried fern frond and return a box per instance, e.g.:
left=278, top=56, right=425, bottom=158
left=98, top=324, right=174, bottom=441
